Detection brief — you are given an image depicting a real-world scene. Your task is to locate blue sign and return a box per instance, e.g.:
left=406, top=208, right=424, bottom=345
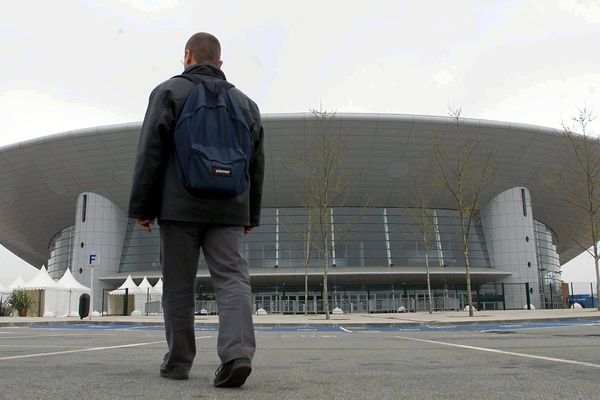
left=570, top=294, right=596, bottom=308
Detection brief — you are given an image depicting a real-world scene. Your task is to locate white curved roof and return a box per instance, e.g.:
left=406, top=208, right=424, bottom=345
left=0, top=113, right=590, bottom=267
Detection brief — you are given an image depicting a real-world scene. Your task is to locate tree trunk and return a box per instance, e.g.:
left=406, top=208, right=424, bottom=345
left=424, top=236, right=433, bottom=314
left=304, top=216, right=311, bottom=316
left=304, top=267, right=309, bottom=316
left=319, top=206, right=330, bottom=320
left=464, top=246, right=474, bottom=317
left=595, top=245, right=600, bottom=312
left=323, top=248, right=330, bottom=320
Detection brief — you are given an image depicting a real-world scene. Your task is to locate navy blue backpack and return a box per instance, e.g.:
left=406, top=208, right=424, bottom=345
left=174, top=75, right=253, bottom=198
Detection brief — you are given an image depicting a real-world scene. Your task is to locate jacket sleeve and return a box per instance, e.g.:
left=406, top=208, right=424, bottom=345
left=249, top=119, right=265, bottom=227
left=127, top=84, right=177, bottom=220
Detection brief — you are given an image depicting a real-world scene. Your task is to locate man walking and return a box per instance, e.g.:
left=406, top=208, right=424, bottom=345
left=128, top=32, right=264, bottom=388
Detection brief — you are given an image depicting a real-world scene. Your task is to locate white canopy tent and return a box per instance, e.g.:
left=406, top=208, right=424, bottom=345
left=57, top=268, right=91, bottom=317
left=152, top=278, right=163, bottom=304
left=154, top=278, right=163, bottom=294
left=143, top=278, right=164, bottom=315
left=108, top=275, right=143, bottom=315
left=108, top=276, right=162, bottom=315
left=5, top=276, right=25, bottom=316
left=137, top=276, right=156, bottom=293
left=0, top=280, right=10, bottom=295
left=23, top=267, right=67, bottom=317
left=136, top=277, right=162, bottom=314
left=9, top=275, right=26, bottom=290
left=109, top=274, right=141, bottom=295
left=0, top=280, right=10, bottom=310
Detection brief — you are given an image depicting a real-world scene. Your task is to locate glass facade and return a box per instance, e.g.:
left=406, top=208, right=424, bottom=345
left=46, top=208, right=568, bottom=310
left=119, top=219, right=161, bottom=272
left=534, top=220, right=562, bottom=308
left=386, top=208, right=490, bottom=268
left=113, top=207, right=491, bottom=272
left=243, top=207, right=490, bottom=269
left=47, top=225, right=75, bottom=279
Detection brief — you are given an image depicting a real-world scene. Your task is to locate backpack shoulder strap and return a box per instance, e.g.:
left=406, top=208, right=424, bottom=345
left=174, top=74, right=234, bottom=91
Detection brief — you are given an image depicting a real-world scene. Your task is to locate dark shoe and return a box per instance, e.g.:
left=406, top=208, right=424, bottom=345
left=214, top=358, right=252, bottom=388
left=160, top=365, right=189, bottom=380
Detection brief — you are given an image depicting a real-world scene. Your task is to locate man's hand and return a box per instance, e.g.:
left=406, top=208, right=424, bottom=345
left=136, top=218, right=155, bottom=233
left=244, top=226, right=253, bottom=235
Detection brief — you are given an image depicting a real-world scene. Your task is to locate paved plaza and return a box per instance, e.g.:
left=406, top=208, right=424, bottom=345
left=1, top=310, right=599, bottom=399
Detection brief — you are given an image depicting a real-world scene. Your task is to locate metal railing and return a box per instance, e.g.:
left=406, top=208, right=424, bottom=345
left=98, top=281, right=597, bottom=316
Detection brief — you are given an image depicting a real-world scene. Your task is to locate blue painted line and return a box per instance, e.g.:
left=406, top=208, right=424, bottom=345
left=26, top=319, right=600, bottom=333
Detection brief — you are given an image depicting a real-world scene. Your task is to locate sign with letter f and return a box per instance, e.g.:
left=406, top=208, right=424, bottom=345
left=88, top=252, right=99, bottom=266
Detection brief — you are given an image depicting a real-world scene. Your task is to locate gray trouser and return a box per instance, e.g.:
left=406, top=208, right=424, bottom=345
left=159, top=220, right=256, bottom=372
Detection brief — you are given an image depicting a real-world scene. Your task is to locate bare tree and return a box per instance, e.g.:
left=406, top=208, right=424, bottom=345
left=412, top=186, right=436, bottom=314
left=276, top=210, right=313, bottom=315
left=431, top=108, right=497, bottom=316
left=289, top=107, right=352, bottom=319
left=398, top=173, right=438, bottom=314
left=303, top=213, right=312, bottom=315
left=544, top=107, right=600, bottom=311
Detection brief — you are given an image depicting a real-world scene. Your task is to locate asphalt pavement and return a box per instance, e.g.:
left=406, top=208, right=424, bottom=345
left=1, top=322, right=599, bottom=400
left=1, top=309, right=599, bottom=399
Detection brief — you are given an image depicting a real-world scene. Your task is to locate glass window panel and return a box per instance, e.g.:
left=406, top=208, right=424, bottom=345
left=332, top=208, right=388, bottom=267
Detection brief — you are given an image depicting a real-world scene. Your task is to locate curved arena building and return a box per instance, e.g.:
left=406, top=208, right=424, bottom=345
left=0, top=113, right=582, bottom=314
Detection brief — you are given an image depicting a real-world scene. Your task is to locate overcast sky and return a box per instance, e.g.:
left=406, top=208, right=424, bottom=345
left=1, top=0, right=600, bottom=285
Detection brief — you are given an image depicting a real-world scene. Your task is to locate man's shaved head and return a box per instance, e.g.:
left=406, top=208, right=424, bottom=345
left=185, top=32, right=221, bottom=66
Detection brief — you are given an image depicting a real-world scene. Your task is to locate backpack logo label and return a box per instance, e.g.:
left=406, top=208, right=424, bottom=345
left=212, top=166, right=232, bottom=177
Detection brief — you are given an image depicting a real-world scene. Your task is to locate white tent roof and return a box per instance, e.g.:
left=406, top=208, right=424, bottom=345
left=116, top=275, right=138, bottom=290
left=109, top=274, right=143, bottom=295
left=23, top=267, right=62, bottom=290
left=137, top=277, right=152, bottom=289
left=57, top=268, right=90, bottom=291
left=137, top=277, right=158, bottom=294
left=154, top=278, right=163, bottom=294
left=0, top=280, right=10, bottom=294
left=9, top=275, right=26, bottom=290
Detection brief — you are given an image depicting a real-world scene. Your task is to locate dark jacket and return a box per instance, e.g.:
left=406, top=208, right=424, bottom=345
left=127, top=64, right=264, bottom=227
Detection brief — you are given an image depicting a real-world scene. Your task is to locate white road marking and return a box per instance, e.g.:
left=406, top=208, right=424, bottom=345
left=395, top=335, right=600, bottom=369
left=0, top=335, right=212, bottom=361
left=339, top=327, right=383, bottom=333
